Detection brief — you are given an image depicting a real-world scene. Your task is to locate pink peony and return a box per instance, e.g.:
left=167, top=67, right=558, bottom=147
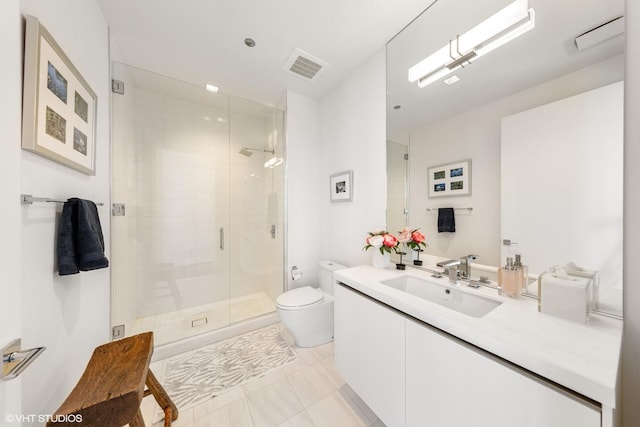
left=398, top=227, right=412, bottom=244
left=368, top=234, right=384, bottom=248
left=411, top=230, right=426, bottom=244
left=383, top=233, right=398, bottom=248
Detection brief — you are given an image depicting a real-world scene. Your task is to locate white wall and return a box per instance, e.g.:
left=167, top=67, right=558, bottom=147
left=318, top=49, right=387, bottom=267
left=18, top=0, right=111, bottom=420
left=285, top=91, right=321, bottom=289
left=0, top=0, right=23, bottom=420
left=623, top=0, right=640, bottom=424
left=409, top=55, right=624, bottom=267
left=502, top=82, right=623, bottom=307
left=409, top=104, right=502, bottom=265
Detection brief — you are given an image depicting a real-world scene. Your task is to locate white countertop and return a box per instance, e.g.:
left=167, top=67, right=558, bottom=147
left=334, top=264, right=622, bottom=408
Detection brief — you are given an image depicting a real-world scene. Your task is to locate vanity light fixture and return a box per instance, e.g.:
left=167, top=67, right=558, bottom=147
left=205, top=83, right=219, bottom=93
left=408, top=0, right=535, bottom=88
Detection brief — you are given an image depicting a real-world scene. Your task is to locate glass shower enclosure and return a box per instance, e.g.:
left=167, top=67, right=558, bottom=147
left=110, top=63, right=284, bottom=346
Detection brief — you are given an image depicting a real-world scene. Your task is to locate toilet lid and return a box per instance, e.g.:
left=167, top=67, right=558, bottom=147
left=276, top=286, right=324, bottom=308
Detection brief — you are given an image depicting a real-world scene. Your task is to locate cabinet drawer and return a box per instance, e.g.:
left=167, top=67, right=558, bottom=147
left=405, top=318, right=600, bottom=427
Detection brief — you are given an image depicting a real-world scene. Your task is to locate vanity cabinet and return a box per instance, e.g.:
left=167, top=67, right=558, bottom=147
left=335, top=283, right=602, bottom=427
left=405, top=319, right=600, bottom=427
left=334, top=283, right=406, bottom=427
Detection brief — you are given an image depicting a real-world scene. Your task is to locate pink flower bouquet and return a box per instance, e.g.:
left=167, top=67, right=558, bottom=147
left=363, top=229, right=399, bottom=254
left=398, top=227, right=428, bottom=266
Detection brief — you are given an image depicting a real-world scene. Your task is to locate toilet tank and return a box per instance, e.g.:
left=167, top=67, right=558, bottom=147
left=318, top=260, right=347, bottom=295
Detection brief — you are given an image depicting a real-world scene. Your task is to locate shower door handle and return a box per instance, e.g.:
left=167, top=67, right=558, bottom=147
left=220, top=227, right=224, bottom=250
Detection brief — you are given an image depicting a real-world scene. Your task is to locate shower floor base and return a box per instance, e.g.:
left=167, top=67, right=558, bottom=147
left=125, top=292, right=276, bottom=347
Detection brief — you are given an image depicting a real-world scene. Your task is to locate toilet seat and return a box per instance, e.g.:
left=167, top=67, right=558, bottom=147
left=276, top=286, right=324, bottom=309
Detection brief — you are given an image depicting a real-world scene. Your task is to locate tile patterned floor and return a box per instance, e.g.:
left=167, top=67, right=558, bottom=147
left=158, top=325, right=297, bottom=413
left=139, top=327, right=386, bottom=427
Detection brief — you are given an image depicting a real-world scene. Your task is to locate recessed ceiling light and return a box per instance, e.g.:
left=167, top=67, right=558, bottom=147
left=444, top=75, right=461, bottom=86
left=205, top=83, right=219, bottom=93
left=244, top=38, right=256, bottom=47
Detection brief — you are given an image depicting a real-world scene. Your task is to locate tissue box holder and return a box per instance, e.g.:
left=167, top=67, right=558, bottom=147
left=538, top=272, right=591, bottom=324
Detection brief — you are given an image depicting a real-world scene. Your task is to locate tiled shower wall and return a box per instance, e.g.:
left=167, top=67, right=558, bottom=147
left=229, top=99, right=285, bottom=304
left=111, top=64, right=284, bottom=335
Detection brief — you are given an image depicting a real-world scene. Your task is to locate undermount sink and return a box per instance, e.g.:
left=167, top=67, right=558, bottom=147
left=380, top=275, right=502, bottom=318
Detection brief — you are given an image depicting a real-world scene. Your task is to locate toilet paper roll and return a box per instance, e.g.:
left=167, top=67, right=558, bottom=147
left=291, top=267, right=302, bottom=281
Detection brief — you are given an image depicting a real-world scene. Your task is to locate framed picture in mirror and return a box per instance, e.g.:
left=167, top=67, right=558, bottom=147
left=428, top=159, right=471, bottom=198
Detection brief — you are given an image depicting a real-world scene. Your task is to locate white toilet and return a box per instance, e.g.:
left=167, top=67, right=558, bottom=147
left=276, top=260, right=347, bottom=347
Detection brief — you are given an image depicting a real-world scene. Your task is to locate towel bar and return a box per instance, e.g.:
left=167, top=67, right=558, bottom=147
left=2, top=338, right=45, bottom=381
left=21, top=194, right=104, bottom=206
left=426, top=207, right=472, bottom=213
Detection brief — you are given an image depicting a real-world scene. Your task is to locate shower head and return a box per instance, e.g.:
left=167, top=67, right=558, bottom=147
left=239, top=147, right=275, bottom=157
left=239, top=147, right=254, bottom=157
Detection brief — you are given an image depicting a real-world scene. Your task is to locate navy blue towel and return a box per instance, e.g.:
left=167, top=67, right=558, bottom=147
left=437, top=208, right=456, bottom=233
left=57, top=198, right=109, bottom=275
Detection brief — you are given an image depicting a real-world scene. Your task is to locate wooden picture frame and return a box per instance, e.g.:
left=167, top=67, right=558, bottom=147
left=22, top=15, right=97, bottom=175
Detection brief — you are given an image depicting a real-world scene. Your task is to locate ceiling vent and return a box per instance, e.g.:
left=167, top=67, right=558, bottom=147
left=283, top=48, right=328, bottom=81
left=575, top=16, right=625, bottom=51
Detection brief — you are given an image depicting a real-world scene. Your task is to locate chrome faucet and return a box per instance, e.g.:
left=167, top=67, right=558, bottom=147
left=459, top=254, right=479, bottom=279
left=437, top=259, right=460, bottom=275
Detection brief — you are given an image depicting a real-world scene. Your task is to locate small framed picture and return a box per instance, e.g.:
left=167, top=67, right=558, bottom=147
left=428, top=159, right=471, bottom=198
left=330, top=170, right=353, bottom=202
left=21, top=15, right=97, bottom=175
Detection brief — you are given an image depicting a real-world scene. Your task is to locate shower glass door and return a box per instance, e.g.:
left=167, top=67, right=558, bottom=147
left=111, top=63, right=284, bottom=346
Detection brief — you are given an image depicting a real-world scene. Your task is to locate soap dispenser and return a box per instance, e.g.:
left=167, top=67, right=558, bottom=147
left=514, top=254, right=528, bottom=295
left=499, top=257, right=519, bottom=297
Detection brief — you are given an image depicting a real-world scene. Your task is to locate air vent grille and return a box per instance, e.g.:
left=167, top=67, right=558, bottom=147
left=283, top=48, right=328, bottom=81
left=575, top=16, right=624, bottom=51
left=290, top=56, right=323, bottom=79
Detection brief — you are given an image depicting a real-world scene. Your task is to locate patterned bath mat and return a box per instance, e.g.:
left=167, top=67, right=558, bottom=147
left=155, top=325, right=297, bottom=418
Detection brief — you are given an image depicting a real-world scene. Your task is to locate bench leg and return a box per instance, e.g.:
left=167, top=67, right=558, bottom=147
left=129, top=409, right=146, bottom=427
left=146, top=369, right=179, bottom=425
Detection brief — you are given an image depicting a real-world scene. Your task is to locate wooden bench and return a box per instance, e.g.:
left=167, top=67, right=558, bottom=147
left=47, top=332, right=178, bottom=427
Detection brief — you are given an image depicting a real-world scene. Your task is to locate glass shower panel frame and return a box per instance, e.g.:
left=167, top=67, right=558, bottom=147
left=111, top=63, right=284, bottom=347
left=387, top=139, right=409, bottom=264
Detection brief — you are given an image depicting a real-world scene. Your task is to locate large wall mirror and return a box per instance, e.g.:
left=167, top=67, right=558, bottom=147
left=386, top=0, right=624, bottom=316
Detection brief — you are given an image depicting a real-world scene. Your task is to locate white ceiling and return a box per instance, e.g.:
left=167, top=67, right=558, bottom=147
left=96, top=0, right=432, bottom=108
